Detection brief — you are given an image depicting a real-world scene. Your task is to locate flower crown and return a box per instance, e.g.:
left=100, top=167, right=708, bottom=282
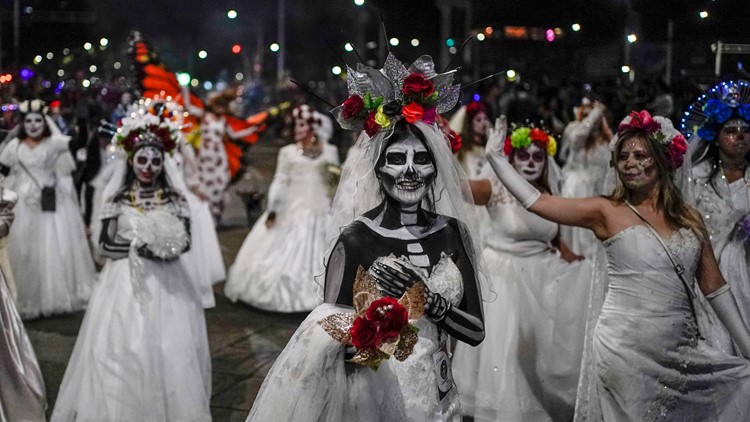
left=115, top=100, right=182, bottom=156
left=682, top=80, right=750, bottom=142
left=333, top=53, right=460, bottom=138
left=18, top=99, right=48, bottom=115
left=503, top=125, right=557, bottom=157
left=616, top=110, right=687, bottom=170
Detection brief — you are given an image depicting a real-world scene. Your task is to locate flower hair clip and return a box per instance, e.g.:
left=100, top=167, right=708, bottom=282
left=503, top=125, right=557, bottom=157
left=333, top=53, right=461, bottom=138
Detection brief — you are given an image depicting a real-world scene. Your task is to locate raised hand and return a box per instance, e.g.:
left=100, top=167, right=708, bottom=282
left=485, top=115, right=508, bottom=158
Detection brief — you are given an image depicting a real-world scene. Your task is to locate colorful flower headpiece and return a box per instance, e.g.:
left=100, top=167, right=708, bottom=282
left=333, top=53, right=460, bottom=138
left=681, top=80, right=750, bottom=142
left=503, top=125, right=557, bottom=157
left=615, top=110, right=687, bottom=170
left=115, top=99, right=182, bottom=156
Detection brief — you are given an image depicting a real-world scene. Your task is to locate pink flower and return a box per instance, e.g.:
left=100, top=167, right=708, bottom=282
left=618, top=110, right=661, bottom=135
left=422, top=107, right=437, bottom=124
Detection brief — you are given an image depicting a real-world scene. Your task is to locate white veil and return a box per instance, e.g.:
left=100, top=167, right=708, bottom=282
left=325, top=121, right=494, bottom=302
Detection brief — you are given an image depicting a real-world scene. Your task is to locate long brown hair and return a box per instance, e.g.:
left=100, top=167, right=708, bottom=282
left=609, top=129, right=705, bottom=238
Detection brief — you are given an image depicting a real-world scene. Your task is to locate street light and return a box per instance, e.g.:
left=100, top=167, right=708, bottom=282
left=198, top=50, right=208, bottom=59
left=113, top=62, right=121, bottom=70
left=232, top=44, right=242, bottom=54
left=332, top=65, right=342, bottom=75
left=100, top=38, right=109, bottom=47
left=354, top=0, right=365, bottom=5
left=269, top=43, right=280, bottom=52
left=46, top=52, right=53, bottom=59
left=177, top=72, right=191, bottom=87
left=699, top=11, right=708, bottom=19
left=83, top=42, right=93, bottom=51
left=227, top=10, right=237, bottom=19
left=476, top=33, right=485, bottom=41
left=572, top=23, right=581, bottom=32
left=411, top=38, right=420, bottom=47
left=33, top=55, right=42, bottom=64
left=627, top=34, right=637, bottom=43
left=389, top=37, right=399, bottom=46
left=506, top=69, right=517, bottom=79
left=89, top=65, right=97, bottom=73
left=344, top=43, right=354, bottom=52
left=621, top=65, right=631, bottom=73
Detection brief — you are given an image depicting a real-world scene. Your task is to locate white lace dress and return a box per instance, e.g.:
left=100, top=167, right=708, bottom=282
left=0, top=136, right=95, bottom=318
left=246, top=253, right=465, bottom=421
left=224, top=143, right=338, bottom=312
left=688, top=160, right=750, bottom=324
left=452, top=169, right=593, bottom=421
left=579, top=225, right=750, bottom=421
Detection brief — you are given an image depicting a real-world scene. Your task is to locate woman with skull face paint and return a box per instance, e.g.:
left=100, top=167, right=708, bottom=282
left=486, top=110, right=750, bottom=421
left=682, top=81, right=750, bottom=327
left=453, top=125, right=593, bottom=421
left=0, top=99, right=95, bottom=319
left=224, top=104, right=339, bottom=312
left=51, top=109, right=212, bottom=421
left=451, top=101, right=491, bottom=178
left=245, top=55, right=488, bottom=421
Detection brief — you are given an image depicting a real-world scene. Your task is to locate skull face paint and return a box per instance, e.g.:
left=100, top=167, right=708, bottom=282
left=23, top=112, right=46, bottom=140
left=718, top=119, right=750, bottom=160
left=616, top=137, right=658, bottom=190
left=132, top=146, right=164, bottom=185
left=512, top=143, right=546, bottom=183
left=378, top=134, right=436, bottom=208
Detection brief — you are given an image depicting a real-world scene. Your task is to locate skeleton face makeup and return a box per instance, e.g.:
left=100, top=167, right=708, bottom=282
left=616, top=137, right=658, bottom=190
left=718, top=119, right=750, bottom=159
left=294, top=118, right=314, bottom=143
left=23, top=112, right=45, bottom=140
left=512, top=143, right=546, bottom=182
left=132, top=146, right=164, bottom=185
left=471, top=111, right=489, bottom=140
left=378, top=135, right=436, bottom=208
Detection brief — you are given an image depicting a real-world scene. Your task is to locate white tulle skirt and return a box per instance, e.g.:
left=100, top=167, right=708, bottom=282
left=8, top=176, right=95, bottom=319
left=181, top=192, right=225, bottom=308
left=453, top=246, right=593, bottom=421
left=50, top=257, right=211, bottom=422
left=224, top=208, right=328, bottom=312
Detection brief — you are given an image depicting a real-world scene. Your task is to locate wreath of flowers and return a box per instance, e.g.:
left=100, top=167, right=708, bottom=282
left=115, top=105, right=181, bottom=156
left=695, top=99, right=750, bottom=141
left=341, top=73, right=439, bottom=138
left=617, top=110, right=688, bottom=170
left=503, top=126, right=557, bottom=157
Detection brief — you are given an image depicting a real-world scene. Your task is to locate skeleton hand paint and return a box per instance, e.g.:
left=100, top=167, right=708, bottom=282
left=378, top=135, right=436, bottom=207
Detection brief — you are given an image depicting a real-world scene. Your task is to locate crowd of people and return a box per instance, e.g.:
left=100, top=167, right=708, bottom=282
left=0, top=27, right=749, bottom=422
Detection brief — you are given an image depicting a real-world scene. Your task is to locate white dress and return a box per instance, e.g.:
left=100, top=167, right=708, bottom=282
left=224, top=143, right=339, bottom=312
left=50, top=202, right=212, bottom=422
left=452, top=169, right=593, bottom=421
left=560, top=107, right=610, bottom=258
left=688, top=160, right=750, bottom=324
left=0, top=136, right=95, bottom=319
left=578, top=225, right=750, bottom=421
left=246, top=252, right=465, bottom=421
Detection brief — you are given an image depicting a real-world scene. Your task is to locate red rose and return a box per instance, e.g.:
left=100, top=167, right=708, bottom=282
left=529, top=128, right=548, bottom=143
left=401, top=102, right=424, bottom=123
left=364, top=111, right=379, bottom=137
left=366, top=297, right=409, bottom=341
left=503, top=136, right=513, bottom=156
left=449, top=132, right=462, bottom=154
left=343, top=95, right=364, bottom=119
left=350, top=316, right=381, bottom=349
left=402, top=73, right=435, bottom=97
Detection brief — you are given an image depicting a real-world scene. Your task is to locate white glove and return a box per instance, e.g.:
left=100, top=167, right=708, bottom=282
left=707, top=284, right=750, bottom=358
left=484, top=117, right=541, bottom=209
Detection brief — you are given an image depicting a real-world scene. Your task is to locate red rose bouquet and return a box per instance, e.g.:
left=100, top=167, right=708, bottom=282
left=319, top=267, right=425, bottom=370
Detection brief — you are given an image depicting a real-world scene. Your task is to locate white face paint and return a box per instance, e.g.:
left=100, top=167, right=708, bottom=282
left=23, top=112, right=45, bottom=140
left=294, top=118, right=313, bottom=143
left=512, top=143, right=546, bottom=182
left=378, top=135, right=436, bottom=208
left=132, top=146, right=164, bottom=185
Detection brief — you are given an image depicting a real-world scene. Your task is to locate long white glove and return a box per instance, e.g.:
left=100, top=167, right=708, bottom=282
left=484, top=117, right=541, bottom=209
left=707, top=284, right=750, bottom=358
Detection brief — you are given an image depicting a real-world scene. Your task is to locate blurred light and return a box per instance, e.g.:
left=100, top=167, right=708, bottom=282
left=235, top=72, right=244, bottom=81
left=191, top=78, right=199, bottom=87
left=445, top=38, right=455, bottom=47
left=506, top=69, right=517, bottom=79
left=448, top=46, right=457, bottom=54
left=554, top=28, right=562, bottom=35
left=177, top=72, right=191, bottom=86
left=627, top=34, right=637, bottom=43
left=198, top=50, right=208, bottom=59
left=89, top=65, right=97, bottom=73
left=113, top=61, right=122, bottom=70
left=203, top=81, right=213, bottom=90
left=269, top=43, right=280, bottom=52
left=572, top=23, right=581, bottom=32
left=389, top=37, right=399, bottom=46
left=42, top=80, right=51, bottom=88
left=100, top=38, right=109, bottom=47
left=82, top=79, right=91, bottom=88
left=33, top=55, right=42, bottom=64
left=621, top=65, right=631, bottom=73
left=227, top=10, right=237, bottom=19
left=23, top=6, right=32, bottom=14
left=699, top=10, right=708, bottom=19
left=354, top=0, right=365, bottom=5
left=411, top=38, right=420, bottom=47
left=485, top=26, right=494, bottom=35
left=232, top=44, right=242, bottom=54
left=472, top=93, right=480, bottom=102
left=546, top=29, right=555, bottom=42
left=344, top=43, right=354, bottom=52
left=366, top=41, right=377, bottom=49
left=476, top=33, right=485, bottom=41
left=19, top=69, right=31, bottom=80
left=57, top=69, right=64, bottom=77
left=46, top=52, right=54, bottom=60
left=63, top=48, right=70, bottom=55
left=332, top=65, right=342, bottom=75
left=84, top=42, right=93, bottom=51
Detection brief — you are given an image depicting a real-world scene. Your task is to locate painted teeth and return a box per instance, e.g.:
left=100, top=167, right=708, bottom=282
left=396, top=178, right=424, bottom=191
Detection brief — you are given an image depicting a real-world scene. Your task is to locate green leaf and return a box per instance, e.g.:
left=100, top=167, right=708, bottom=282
left=373, top=96, right=384, bottom=109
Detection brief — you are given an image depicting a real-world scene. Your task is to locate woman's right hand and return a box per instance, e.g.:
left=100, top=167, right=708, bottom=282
left=484, top=116, right=508, bottom=159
